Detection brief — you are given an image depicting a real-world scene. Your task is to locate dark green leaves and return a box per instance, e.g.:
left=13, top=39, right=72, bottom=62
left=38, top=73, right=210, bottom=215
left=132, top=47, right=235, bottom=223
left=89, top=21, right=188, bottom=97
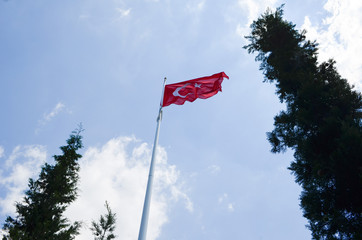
left=91, top=201, right=117, bottom=240
left=2, top=127, right=84, bottom=240
left=245, top=5, right=362, bottom=239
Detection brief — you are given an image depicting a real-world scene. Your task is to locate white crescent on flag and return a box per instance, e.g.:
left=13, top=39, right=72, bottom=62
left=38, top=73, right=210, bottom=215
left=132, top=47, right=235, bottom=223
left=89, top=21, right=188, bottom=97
left=173, top=83, right=191, bottom=98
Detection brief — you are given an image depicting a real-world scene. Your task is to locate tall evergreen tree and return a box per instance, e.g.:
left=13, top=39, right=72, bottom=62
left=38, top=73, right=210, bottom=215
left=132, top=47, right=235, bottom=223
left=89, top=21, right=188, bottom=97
left=244, top=5, right=362, bottom=240
left=2, top=127, right=84, bottom=240
left=90, top=201, right=117, bottom=240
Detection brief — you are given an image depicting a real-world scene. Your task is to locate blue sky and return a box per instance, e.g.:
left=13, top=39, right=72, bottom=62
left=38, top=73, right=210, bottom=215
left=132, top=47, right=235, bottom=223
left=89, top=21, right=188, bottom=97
left=0, top=0, right=361, bottom=239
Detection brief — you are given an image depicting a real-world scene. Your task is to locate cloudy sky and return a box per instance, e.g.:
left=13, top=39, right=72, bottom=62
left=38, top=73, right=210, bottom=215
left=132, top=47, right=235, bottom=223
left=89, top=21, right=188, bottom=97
left=0, top=0, right=361, bottom=239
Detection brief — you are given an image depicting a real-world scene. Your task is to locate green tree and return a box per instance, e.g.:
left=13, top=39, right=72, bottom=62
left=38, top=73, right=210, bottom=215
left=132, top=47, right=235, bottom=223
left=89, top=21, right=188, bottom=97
left=244, top=5, right=362, bottom=240
left=91, top=201, right=117, bottom=240
left=2, top=127, right=84, bottom=240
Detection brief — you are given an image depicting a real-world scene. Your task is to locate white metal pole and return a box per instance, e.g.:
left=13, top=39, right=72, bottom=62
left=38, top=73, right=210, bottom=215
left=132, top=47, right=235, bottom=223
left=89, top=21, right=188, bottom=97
left=138, top=77, right=167, bottom=240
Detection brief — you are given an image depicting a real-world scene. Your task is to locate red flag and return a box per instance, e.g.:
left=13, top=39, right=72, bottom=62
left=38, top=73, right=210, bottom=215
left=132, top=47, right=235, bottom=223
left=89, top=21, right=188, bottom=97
left=162, top=72, right=229, bottom=107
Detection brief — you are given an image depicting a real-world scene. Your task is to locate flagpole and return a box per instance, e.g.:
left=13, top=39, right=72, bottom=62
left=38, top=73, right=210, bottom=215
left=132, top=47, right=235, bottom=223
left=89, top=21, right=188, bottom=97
left=138, top=77, right=167, bottom=240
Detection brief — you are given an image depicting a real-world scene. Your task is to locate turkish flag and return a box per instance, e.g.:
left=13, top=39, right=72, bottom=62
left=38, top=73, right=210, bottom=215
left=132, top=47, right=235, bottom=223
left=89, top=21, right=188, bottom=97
left=162, top=72, right=229, bottom=107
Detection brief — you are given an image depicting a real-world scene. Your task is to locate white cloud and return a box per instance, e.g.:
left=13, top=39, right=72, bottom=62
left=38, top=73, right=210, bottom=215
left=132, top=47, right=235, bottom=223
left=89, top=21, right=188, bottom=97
left=36, top=102, right=68, bottom=134
left=207, top=164, right=221, bottom=175
left=43, top=102, right=65, bottom=122
left=116, top=7, right=131, bottom=17
left=218, top=193, right=235, bottom=212
left=218, top=193, right=228, bottom=203
left=0, top=146, right=4, bottom=158
left=0, top=137, right=191, bottom=240
left=186, top=0, right=206, bottom=13
left=227, top=203, right=235, bottom=212
left=236, top=0, right=278, bottom=40
left=302, top=0, right=362, bottom=90
left=65, top=136, right=191, bottom=240
left=0, top=145, right=47, bottom=216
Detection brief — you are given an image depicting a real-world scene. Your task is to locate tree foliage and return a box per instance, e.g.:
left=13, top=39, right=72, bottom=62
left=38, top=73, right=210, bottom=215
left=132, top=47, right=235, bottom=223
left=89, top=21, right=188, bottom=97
left=91, top=201, right=117, bottom=240
left=2, top=128, right=84, bottom=240
left=244, top=5, right=362, bottom=240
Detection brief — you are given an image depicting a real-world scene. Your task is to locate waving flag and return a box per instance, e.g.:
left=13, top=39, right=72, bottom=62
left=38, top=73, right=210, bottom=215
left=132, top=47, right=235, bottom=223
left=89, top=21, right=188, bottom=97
left=162, top=72, right=229, bottom=107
